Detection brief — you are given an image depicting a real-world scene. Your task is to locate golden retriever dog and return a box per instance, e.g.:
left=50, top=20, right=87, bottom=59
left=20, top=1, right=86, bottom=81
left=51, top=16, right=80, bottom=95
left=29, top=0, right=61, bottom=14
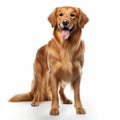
left=9, top=6, right=89, bottom=115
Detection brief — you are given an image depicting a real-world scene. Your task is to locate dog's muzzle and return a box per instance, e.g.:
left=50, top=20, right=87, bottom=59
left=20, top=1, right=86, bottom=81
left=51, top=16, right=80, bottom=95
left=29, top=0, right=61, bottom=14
left=61, top=19, right=74, bottom=40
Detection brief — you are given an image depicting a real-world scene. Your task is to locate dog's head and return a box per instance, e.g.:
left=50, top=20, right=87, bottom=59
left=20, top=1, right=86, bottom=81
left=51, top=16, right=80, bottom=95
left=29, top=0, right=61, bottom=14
left=48, top=6, right=89, bottom=40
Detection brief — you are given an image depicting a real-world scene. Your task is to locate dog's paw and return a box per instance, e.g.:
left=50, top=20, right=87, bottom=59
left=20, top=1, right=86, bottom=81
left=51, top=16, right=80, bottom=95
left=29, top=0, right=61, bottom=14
left=31, top=101, right=40, bottom=107
left=50, top=108, right=59, bottom=115
left=63, top=99, right=72, bottom=104
left=76, top=107, right=86, bottom=114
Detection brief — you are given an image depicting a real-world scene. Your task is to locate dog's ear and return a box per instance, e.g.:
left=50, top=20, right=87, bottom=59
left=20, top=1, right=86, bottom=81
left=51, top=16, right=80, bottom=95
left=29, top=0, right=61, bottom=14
left=48, top=7, right=58, bottom=27
left=77, top=8, right=89, bottom=28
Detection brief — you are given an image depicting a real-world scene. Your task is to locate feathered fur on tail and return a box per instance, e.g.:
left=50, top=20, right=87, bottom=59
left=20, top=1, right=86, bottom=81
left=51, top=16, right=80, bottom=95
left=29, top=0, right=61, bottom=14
left=9, top=92, right=33, bottom=102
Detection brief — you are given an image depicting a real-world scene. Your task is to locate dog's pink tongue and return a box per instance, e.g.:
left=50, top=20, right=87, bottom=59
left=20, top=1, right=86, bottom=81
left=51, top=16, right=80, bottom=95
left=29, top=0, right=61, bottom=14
left=62, top=30, right=70, bottom=40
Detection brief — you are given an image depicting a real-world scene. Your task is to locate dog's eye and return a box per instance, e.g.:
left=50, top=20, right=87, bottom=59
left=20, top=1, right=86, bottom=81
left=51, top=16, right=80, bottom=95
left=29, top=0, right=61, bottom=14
left=59, top=13, right=63, bottom=17
left=70, top=13, right=76, bottom=17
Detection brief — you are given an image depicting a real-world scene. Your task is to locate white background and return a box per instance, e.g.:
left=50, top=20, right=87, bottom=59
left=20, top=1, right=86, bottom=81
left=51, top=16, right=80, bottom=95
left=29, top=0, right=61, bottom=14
left=0, top=0, right=120, bottom=120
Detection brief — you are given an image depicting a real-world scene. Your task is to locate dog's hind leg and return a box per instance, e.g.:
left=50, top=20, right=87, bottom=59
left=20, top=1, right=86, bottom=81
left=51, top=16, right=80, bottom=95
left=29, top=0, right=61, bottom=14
left=59, top=86, right=72, bottom=104
left=31, top=74, right=45, bottom=106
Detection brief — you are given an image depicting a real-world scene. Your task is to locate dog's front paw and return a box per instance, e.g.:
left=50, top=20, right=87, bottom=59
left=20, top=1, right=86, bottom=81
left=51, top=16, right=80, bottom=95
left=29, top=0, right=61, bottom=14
left=50, top=108, right=59, bottom=115
left=76, top=107, right=86, bottom=114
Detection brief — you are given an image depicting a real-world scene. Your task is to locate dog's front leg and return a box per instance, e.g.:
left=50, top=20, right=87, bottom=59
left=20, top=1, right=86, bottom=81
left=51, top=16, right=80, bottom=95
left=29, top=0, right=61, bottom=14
left=50, top=74, right=59, bottom=115
left=72, top=75, right=86, bottom=114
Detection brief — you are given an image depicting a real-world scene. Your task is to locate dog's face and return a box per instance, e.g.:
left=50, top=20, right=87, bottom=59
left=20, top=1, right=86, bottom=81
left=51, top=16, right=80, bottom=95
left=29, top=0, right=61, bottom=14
left=48, top=6, right=89, bottom=40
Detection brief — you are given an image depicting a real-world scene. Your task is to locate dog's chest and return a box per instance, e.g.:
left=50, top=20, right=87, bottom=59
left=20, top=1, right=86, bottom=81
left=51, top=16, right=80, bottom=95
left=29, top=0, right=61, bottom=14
left=58, top=48, right=78, bottom=79
left=56, top=48, right=80, bottom=82
left=48, top=40, right=81, bottom=81
left=59, top=49, right=73, bottom=69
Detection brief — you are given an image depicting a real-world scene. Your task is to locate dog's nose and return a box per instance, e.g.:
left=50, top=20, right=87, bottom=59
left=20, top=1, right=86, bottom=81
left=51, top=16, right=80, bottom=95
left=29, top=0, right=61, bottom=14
left=62, top=19, right=70, bottom=26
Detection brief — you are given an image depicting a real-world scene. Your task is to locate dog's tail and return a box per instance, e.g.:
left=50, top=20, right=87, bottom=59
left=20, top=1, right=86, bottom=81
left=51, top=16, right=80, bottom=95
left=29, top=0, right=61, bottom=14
left=9, top=92, right=33, bottom=102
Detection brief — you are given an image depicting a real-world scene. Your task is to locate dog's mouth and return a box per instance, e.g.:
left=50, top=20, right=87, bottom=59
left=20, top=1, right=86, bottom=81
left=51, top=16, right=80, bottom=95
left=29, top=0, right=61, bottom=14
left=61, top=26, right=74, bottom=40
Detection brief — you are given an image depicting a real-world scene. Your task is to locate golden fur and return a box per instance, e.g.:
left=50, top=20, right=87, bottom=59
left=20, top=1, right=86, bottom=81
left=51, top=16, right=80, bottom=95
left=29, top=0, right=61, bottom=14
left=9, top=6, right=89, bottom=115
